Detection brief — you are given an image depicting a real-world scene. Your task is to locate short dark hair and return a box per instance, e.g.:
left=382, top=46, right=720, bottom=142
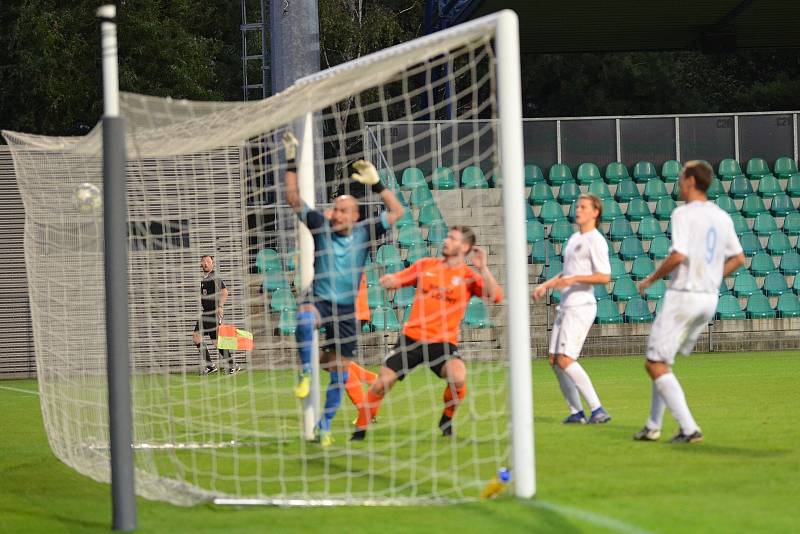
left=682, top=160, right=713, bottom=192
left=201, top=254, right=214, bottom=260
left=450, top=225, right=476, bottom=251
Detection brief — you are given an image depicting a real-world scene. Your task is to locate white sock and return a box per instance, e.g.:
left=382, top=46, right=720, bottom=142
left=654, top=373, right=699, bottom=435
left=553, top=365, right=582, bottom=414
left=646, top=381, right=666, bottom=430
left=563, top=362, right=602, bottom=412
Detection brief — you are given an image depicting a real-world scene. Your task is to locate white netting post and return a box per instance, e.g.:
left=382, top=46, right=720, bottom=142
left=496, top=10, right=535, bottom=498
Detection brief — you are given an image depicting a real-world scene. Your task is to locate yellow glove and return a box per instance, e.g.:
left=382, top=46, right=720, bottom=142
left=282, top=131, right=298, bottom=161
left=350, top=160, right=380, bottom=186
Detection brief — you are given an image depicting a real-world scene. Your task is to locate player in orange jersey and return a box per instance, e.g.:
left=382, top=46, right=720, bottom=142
left=351, top=226, right=503, bottom=440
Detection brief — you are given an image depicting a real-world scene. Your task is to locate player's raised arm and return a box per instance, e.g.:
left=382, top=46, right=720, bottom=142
left=351, top=160, right=404, bottom=225
left=282, top=132, right=304, bottom=214
left=470, top=246, right=502, bottom=303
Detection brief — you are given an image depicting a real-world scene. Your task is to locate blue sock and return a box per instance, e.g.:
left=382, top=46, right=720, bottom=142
left=318, top=371, right=348, bottom=432
left=295, top=311, right=315, bottom=374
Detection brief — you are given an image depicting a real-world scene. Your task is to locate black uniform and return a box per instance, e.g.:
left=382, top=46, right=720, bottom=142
left=194, top=270, right=227, bottom=340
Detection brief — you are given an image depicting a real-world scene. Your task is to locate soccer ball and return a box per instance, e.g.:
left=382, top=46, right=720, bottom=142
left=73, top=183, right=102, bottom=214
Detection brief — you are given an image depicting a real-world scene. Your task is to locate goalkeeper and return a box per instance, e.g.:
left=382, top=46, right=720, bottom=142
left=282, top=132, right=404, bottom=446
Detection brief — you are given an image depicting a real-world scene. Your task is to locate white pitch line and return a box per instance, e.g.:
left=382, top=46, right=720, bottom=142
left=0, top=385, right=39, bottom=396
left=529, top=500, right=653, bottom=534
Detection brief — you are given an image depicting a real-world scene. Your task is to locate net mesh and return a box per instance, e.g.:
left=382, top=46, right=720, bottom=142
left=4, top=17, right=518, bottom=505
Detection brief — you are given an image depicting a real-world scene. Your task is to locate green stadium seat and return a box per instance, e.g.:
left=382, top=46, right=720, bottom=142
left=749, top=251, right=775, bottom=277
left=256, top=248, right=282, bottom=273
left=567, top=200, right=578, bottom=222
left=588, top=180, right=612, bottom=199
left=490, top=169, right=502, bottom=187
left=619, top=236, right=645, bottom=261
left=529, top=182, right=554, bottom=206
left=371, top=305, right=401, bottom=332
left=770, top=193, right=796, bottom=217
left=426, top=220, right=448, bottom=246
left=661, top=160, right=682, bottom=183
left=526, top=220, right=546, bottom=243
left=716, top=294, right=746, bottom=320
left=644, top=279, right=666, bottom=301
left=405, top=242, right=430, bottom=264
left=633, top=161, right=658, bottom=183
left=719, top=280, right=731, bottom=296
left=410, top=184, right=435, bottom=207
left=368, top=283, right=389, bottom=309
left=705, top=177, right=725, bottom=200
left=577, top=162, right=602, bottom=184
left=630, top=256, right=655, bottom=280
left=431, top=167, right=457, bottom=190
left=614, top=179, right=641, bottom=202
left=739, top=231, right=762, bottom=257
left=557, top=181, right=581, bottom=205
left=715, top=195, right=738, bottom=215
left=732, top=272, right=759, bottom=297
left=655, top=197, right=677, bottom=220
left=398, top=225, right=425, bottom=248
left=525, top=164, right=544, bottom=186
left=609, top=218, right=634, bottom=242
left=461, top=166, right=489, bottom=189
left=730, top=176, right=754, bottom=199
left=637, top=216, right=664, bottom=240
left=548, top=164, right=573, bottom=185
left=550, top=219, right=574, bottom=243
left=718, top=159, right=744, bottom=181
left=780, top=250, right=800, bottom=275
left=612, top=275, right=638, bottom=301
left=263, top=270, right=290, bottom=292
left=539, top=199, right=566, bottom=223
left=609, top=257, right=627, bottom=281
left=401, top=167, right=427, bottom=190
left=784, top=212, right=800, bottom=236
left=741, top=195, right=767, bottom=218
left=625, top=198, right=651, bottom=222
left=776, top=293, right=800, bottom=318
left=752, top=213, right=778, bottom=237
left=542, top=258, right=563, bottom=282
left=270, top=288, right=297, bottom=312
left=643, top=178, right=669, bottom=202
left=648, top=235, right=671, bottom=259
left=766, top=232, right=792, bottom=256
left=763, top=271, right=789, bottom=296
left=625, top=297, right=653, bottom=322
left=379, top=168, right=400, bottom=191
left=604, top=162, right=630, bottom=184
left=745, top=158, right=770, bottom=179
left=550, top=289, right=561, bottom=304
left=395, top=206, right=416, bottom=228
left=773, top=156, right=798, bottom=179
left=464, top=297, right=492, bottom=328
left=376, top=245, right=404, bottom=272
left=596, top=299, right=623, bottom=324
left=594, top=283, right=611, bottom=301
left=418, top=204, right=445, bottom=227
left=756, top=174, right=782, bottom=198
left=601, top=198, right=625, bottom=222
left=787, top=174, right=800, bottom=198
left=531, top=239, right=556, bottom=264
left=729, top=212, right=748, bottom=236
left=524, top=203, right=536, bottom=221
left=794, top=275, right=800, bottom=294
left=278, top=309, right=297, bottom=335
left=746, top=292, right=776, bottom=318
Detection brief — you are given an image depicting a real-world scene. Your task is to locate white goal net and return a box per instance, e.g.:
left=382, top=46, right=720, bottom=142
left=3, top=11, right=531, bottom=506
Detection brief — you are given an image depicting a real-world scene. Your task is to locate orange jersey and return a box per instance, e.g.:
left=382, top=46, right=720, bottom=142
left=392, top=257, right=503, bottom=345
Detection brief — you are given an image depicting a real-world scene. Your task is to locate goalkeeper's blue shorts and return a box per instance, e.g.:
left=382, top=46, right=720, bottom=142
left=301, top=295, right=357, bottom=357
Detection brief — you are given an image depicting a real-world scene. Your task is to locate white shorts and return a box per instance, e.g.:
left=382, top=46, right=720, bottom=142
left=646, top=290, right=718, bottom=366
left=548, top=303, right=597, bottom=359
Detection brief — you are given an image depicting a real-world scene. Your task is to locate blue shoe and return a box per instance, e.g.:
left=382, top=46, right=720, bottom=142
left=562, top=411, right=587, bottom=424
left=589, top=407, right=611, bottom=424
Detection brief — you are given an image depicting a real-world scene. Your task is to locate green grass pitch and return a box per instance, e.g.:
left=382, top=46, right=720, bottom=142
left=1, top=351, right=798, bottom=533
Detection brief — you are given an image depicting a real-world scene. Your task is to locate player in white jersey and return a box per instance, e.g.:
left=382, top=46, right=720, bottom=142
left=636, top=161, right=744, bottom=443
left=533, top=193, right=613, bottom=424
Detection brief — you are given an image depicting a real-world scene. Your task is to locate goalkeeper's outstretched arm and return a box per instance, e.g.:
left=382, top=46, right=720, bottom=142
left=350, top=160, right=404, bottom=225
left=281, top=132, right=304, bottom=214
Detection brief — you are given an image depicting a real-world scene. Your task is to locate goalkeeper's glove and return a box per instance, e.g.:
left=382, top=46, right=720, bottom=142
left=282, top=131, right=298, bottom=171
left=351, top=160, right=385, bottom=193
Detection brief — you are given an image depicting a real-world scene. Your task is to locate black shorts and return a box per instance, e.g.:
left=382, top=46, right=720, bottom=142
left=301, top=295, right=357, bottom=358
left=194, top=315, right=219, bottom=340
left=385, top=335, right=460, bottom=380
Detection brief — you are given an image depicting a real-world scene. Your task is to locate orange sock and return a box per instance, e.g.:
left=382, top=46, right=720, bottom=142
left=345, top=369, right=365, bottom=407
left=443, top=384, right=467, bottom=418
left=356, top=389, right=383, bottom=429
left=348, top=361, right=377, bottom=385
